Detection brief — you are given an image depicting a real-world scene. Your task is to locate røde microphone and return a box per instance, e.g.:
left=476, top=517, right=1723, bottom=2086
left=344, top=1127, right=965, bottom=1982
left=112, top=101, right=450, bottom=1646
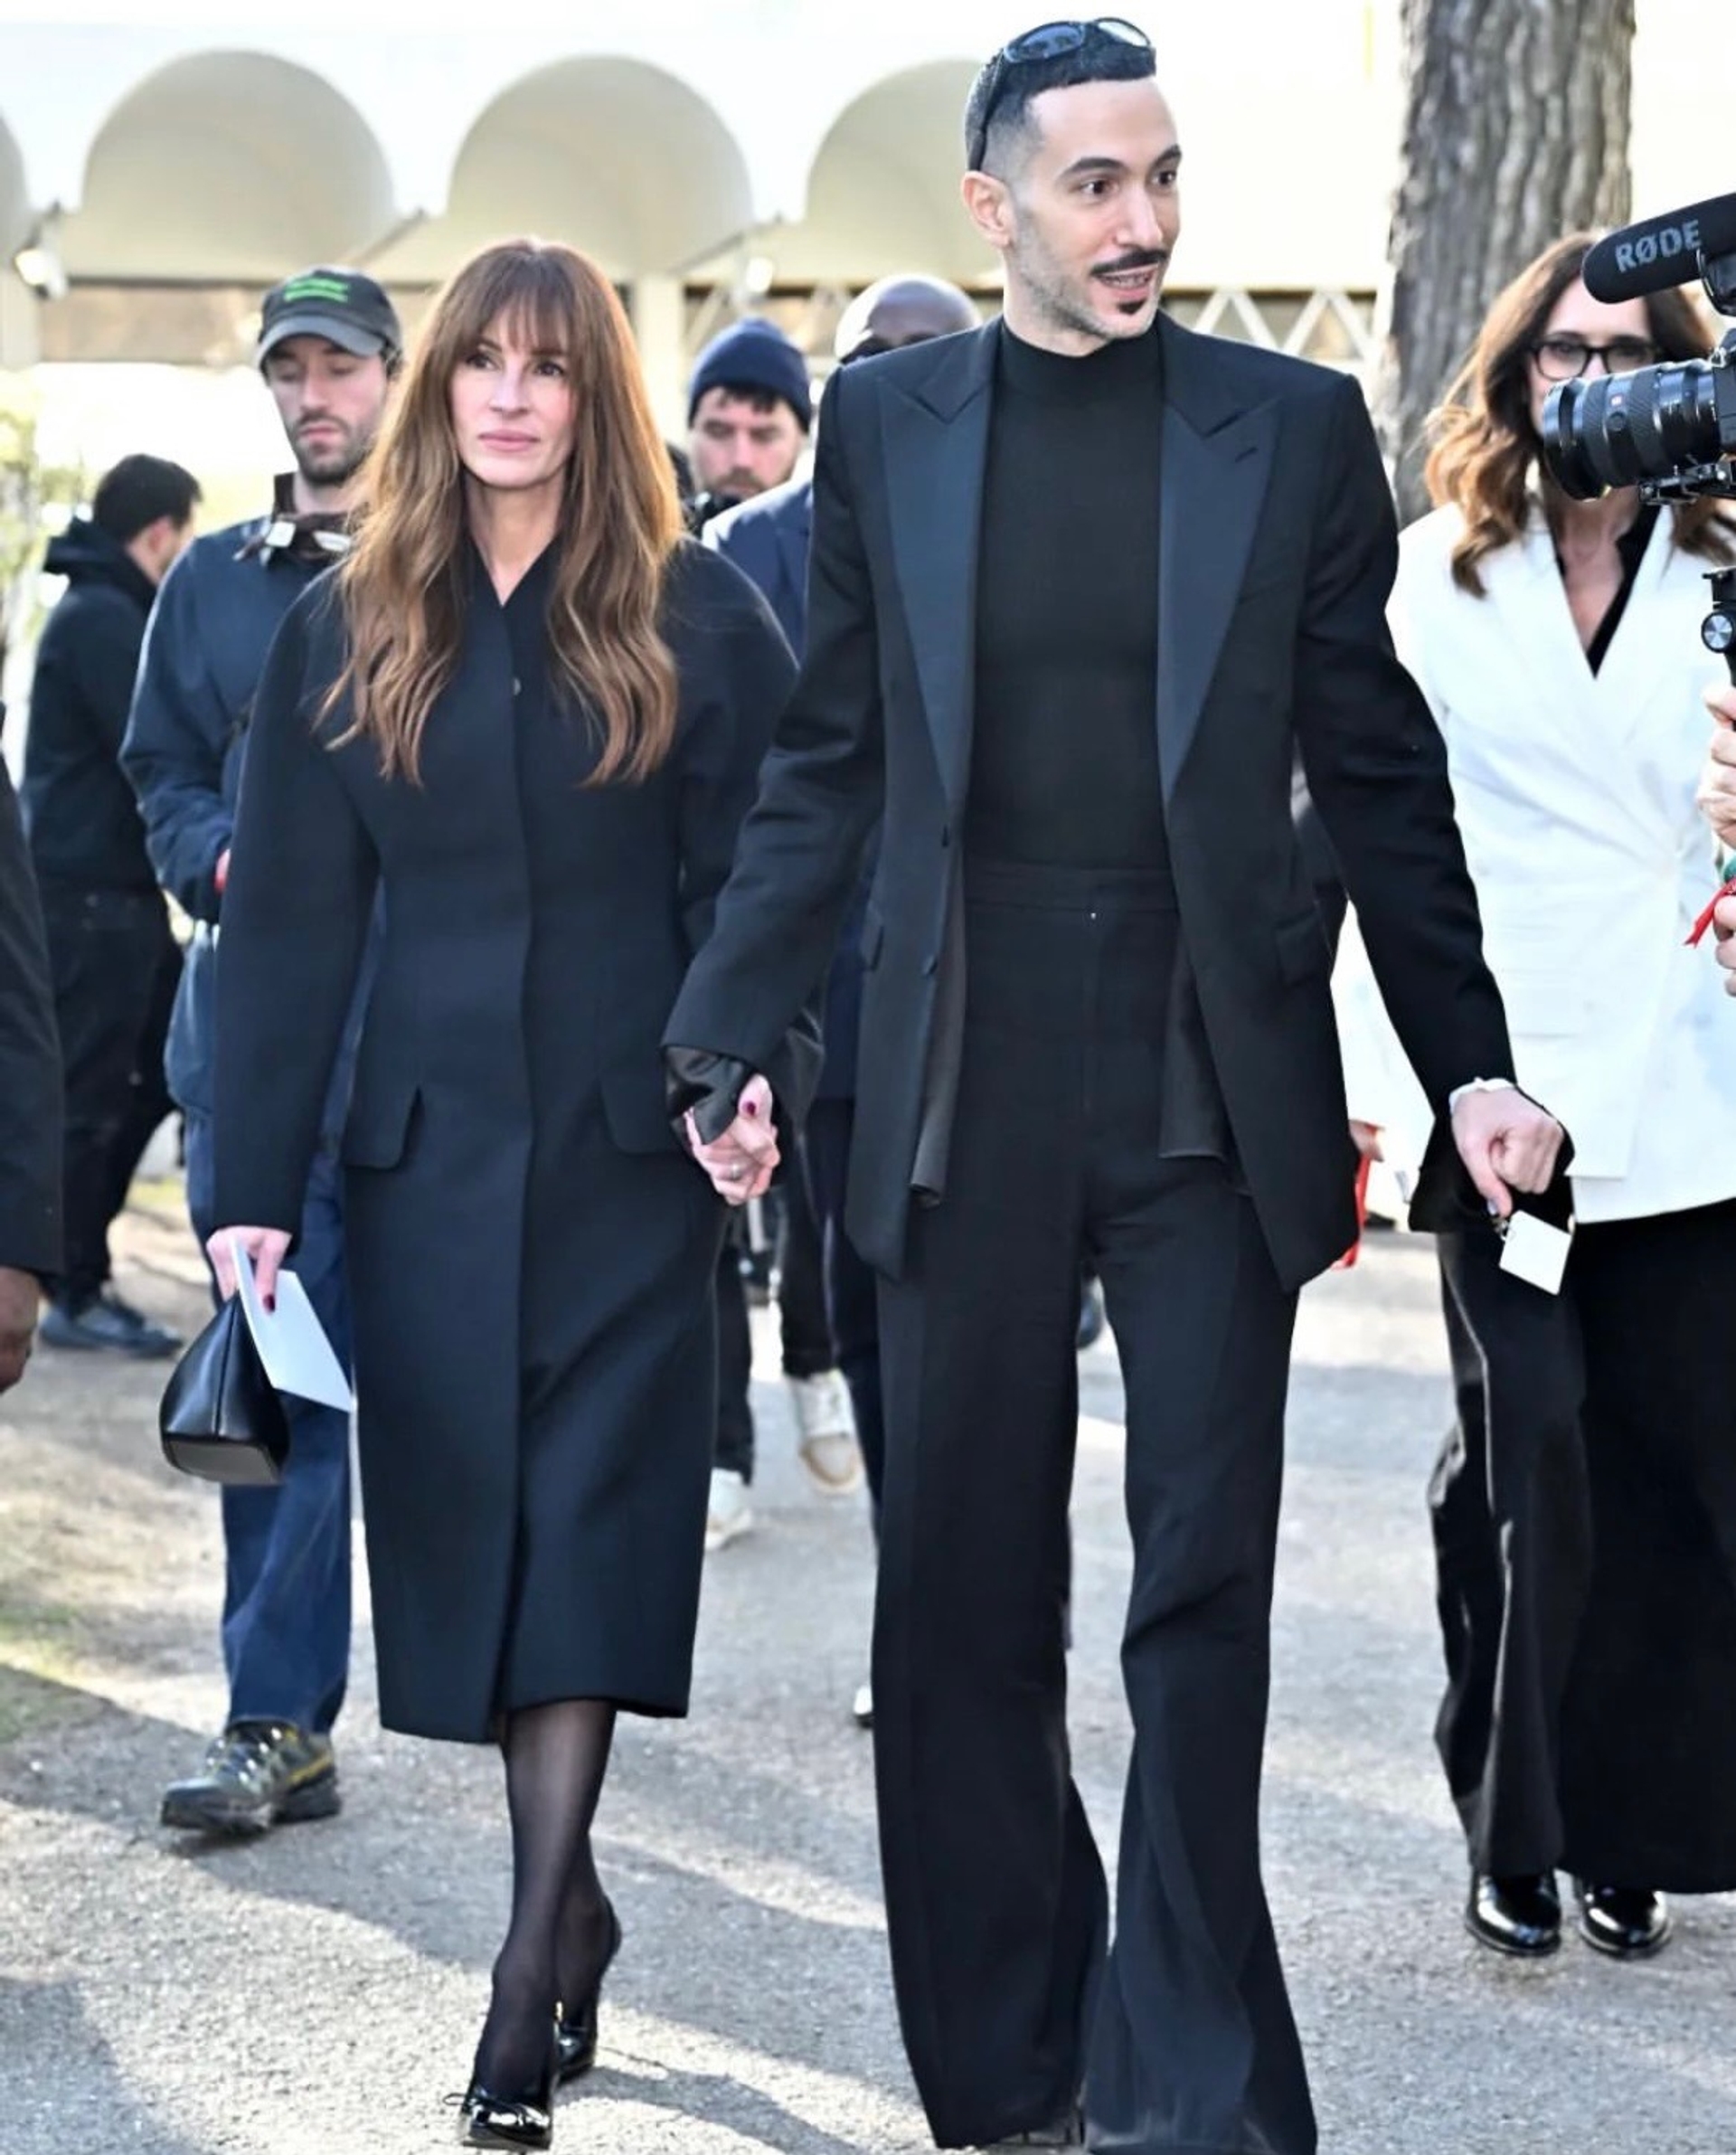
left=1583, top=193, right=1736, bottom=304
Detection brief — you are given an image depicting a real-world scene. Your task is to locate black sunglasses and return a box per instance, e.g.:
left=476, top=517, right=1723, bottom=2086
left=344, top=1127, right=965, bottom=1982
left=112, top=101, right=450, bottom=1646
left=967, top=17, right=1154, bottom=173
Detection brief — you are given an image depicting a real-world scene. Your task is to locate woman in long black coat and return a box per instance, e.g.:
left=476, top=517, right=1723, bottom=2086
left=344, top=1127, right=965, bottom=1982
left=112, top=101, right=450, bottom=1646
left=207, top=240, right=804, bottom=2150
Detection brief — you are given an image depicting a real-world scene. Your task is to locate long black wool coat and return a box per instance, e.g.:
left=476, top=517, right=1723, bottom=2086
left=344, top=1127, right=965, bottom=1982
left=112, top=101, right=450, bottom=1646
left=212, top=540, right=802, bottom=1742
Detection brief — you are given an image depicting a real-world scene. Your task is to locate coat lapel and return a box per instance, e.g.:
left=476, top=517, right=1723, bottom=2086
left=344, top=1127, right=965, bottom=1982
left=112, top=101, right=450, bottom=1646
left=1478, top=517, right=1665, bottom=854
left=882, top=326, right=996, bottom=818
left=1156, top=317, right=1277, bottom=799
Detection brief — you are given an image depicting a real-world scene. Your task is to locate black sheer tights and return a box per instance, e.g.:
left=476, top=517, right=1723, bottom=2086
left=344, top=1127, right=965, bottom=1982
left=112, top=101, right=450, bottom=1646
left=472, top=1697, right=618, bottom=2093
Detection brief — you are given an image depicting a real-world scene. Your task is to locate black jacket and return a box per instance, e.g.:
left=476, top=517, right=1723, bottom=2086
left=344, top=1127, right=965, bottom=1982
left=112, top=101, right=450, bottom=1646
left=665, top=317, right=1514, bottom=1290
left=705, top=477, right=872, bottom=1103
left=0, top=753, right=61, bottom=1275
left=120, top=511, right=335, bottom=1120
left=22, top=519, right=157, bottom=891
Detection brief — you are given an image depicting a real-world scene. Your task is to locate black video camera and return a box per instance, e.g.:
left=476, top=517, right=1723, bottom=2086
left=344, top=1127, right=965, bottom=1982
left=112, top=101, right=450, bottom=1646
left=1540, top=194, right=1736, bottom=681
left=1541, top=193, right=1736, bottom=510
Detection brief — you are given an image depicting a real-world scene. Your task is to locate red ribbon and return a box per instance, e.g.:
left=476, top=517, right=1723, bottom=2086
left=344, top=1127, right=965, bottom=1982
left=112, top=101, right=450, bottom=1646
left=1686, top=873, right=1736, bottom=949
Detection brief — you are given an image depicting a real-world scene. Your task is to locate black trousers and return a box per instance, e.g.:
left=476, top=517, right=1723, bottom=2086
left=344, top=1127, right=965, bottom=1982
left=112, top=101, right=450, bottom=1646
left=38, top=882, right=180, bottom=1304
left=1434, top=1203, right=1736, bottom=1890
left=873, top=862, right=1310, bottom=2155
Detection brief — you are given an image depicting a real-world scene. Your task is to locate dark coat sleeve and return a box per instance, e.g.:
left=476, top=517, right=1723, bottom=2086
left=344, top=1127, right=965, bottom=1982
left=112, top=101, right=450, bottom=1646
left=663, top=383, right=885, bottom=1084
left=0, top=761, right=61, bottom=1276
left=121, top=554, right=236, bottom=922
left=669, top=553, right=821, bottom=1130
left=1292, top=377, right=1513, bottom=1110
left=68, top=587, right=148, bottom=760
left=211, top=591, right=377, bottom=1233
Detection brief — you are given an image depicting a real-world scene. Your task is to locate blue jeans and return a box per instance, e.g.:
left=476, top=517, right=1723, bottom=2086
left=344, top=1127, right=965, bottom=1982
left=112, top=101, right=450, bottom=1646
left=185, top=1113, right=354, bottom=1735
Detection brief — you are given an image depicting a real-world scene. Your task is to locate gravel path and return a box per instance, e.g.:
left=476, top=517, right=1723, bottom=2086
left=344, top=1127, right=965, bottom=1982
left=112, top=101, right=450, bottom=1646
left=2, top=1196, right=1731, bottom=2154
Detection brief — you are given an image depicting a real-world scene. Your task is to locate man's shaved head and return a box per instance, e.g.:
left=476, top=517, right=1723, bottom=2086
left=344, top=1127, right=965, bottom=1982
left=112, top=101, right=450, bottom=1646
left=835, top=276, right=980, bottom=364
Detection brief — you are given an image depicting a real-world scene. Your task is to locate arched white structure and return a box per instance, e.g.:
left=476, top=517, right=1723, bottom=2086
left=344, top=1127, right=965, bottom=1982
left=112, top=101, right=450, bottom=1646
left=375, top=59, right=755, bottom=286
left=67, top=52, right=396, bottom=282
left=769, top=61, right=994, bottom=289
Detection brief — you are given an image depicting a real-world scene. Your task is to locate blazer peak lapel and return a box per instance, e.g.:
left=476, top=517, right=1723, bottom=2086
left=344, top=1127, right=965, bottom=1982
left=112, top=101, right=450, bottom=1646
left=882, top=330, right=995, bottom=817
left=1157, top=382, right=1276, bottom=799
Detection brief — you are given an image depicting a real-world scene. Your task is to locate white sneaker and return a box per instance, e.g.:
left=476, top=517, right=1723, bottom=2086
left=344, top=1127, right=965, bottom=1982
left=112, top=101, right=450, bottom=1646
left=789, top=1369, right=863, bottom=1496
left=852, top=1679, right=873, bottom=1729
left=704, top=1467, right=753, bottom=1553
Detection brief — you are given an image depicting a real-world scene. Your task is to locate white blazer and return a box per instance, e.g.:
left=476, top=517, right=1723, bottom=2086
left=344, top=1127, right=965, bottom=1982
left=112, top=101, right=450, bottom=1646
left=1336, top=501, right=1736, bottom=1224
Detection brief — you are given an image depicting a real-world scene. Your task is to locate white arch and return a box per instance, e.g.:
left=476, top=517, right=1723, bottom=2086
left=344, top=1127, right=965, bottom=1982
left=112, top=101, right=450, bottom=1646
left=768, top=61, right=995, bottom=290
left=373, top=58, right=754, bottom=286
left=66, top=52, right=397, bottom=282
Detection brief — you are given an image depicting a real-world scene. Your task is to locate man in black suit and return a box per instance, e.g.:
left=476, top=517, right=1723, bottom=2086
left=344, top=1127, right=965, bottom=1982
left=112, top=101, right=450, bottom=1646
left=666, top=23, right=1562, bottom=2152
left=0, top=734, right=61, bottom=1394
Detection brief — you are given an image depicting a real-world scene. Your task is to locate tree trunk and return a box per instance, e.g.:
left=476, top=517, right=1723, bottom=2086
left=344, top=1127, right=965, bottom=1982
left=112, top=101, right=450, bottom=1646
left=1371, top=0, right=1635, bottom=524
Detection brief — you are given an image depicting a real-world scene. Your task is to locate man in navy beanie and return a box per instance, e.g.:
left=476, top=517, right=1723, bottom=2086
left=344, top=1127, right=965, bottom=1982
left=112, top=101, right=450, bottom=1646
left=686, top=316, right=812, bottom=527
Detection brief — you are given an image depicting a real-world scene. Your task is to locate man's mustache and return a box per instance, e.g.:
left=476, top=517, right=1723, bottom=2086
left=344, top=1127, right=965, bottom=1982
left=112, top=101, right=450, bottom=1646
left=1093, top=250, right=1168, bottom=278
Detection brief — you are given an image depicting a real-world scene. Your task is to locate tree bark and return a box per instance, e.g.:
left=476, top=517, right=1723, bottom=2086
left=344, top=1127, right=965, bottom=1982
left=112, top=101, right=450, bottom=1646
left=1371, top=0, right=1635, bottom=524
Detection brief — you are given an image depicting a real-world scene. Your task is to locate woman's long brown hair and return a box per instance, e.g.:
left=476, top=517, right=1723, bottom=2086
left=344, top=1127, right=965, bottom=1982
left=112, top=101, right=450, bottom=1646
left=329, top=239, right=684, bottom=783
left=1425, top=232, right=1734, bottom=594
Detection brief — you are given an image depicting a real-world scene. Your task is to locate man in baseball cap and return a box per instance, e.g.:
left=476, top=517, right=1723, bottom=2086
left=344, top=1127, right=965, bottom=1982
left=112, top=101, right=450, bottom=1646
left=257, top=265, right=401, bottom=367
left=122, top=262, right=401, bottom=1838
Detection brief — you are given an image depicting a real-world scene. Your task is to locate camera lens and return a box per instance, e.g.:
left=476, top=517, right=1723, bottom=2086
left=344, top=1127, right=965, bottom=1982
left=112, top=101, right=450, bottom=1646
left=1541, top=379, right=1604, bottom=499
left=1543, top=357, right=1724, bottom=498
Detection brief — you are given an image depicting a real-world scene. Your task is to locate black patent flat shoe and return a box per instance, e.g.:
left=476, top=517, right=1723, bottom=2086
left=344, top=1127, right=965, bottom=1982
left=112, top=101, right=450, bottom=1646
left=1574, top=1881, right=1672, bottom=1959
left=1465, top=1871, right=1561, bottom=1958
left=555, top=1900, right=623, bottom=2084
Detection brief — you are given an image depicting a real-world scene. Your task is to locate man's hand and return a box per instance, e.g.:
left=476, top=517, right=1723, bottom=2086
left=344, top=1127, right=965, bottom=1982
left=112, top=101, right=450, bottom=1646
left=1349, top=1120, right=1383, bottom=1163
left=685, top=1073, right=779, bottom=1206
left=0, top=1266, right=40, bottom=1394
left=1450, top=1086, right=1564, bottom=1218
left=1713, top=893, right=1736, bottom=996
left=207, top=1225, right=292, bottom=1308
left=1696, top=683, right=1736, bottom=849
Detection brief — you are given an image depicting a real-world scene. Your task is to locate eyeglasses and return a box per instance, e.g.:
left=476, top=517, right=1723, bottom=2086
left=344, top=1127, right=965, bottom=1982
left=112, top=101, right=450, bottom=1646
left=967, top=17, right=1154, bottom=173
left=1531, top=334, right=1660, bottom=382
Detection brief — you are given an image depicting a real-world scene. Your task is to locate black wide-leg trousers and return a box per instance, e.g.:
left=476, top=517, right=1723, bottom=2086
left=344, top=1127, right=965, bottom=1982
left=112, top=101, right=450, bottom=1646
left=872, top=862, right=1313, bottom=2155
left=1433, top=1203, right=1736, bottom=1890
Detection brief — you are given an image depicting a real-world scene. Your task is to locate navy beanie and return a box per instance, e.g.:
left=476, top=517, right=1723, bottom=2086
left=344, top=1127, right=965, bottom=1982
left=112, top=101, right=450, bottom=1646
left=687, top=317, right=813, bottom=431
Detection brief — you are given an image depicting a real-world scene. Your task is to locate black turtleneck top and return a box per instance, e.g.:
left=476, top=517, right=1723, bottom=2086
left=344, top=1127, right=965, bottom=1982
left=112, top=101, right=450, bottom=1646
left=965, top=320, right=1169, bottom=871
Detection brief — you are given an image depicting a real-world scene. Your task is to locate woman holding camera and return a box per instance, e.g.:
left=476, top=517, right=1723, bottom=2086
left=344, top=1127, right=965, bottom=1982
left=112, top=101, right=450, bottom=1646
left=1339, top=232, right=1736, bottom=1962
left=204, top=239, right=803, bottom=2146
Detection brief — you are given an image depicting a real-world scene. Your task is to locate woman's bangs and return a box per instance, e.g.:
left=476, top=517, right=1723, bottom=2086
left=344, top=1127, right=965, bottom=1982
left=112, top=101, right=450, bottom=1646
left=486, top=251, right=580, bottom=371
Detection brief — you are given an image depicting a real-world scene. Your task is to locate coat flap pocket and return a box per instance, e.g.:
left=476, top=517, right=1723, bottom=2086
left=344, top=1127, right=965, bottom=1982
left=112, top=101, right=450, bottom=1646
left=1275, top=907, right=1331, bottom=987
left=340, top=1079, right=420, bottom=1168
left=601, top=1063, right=683, bottom=1156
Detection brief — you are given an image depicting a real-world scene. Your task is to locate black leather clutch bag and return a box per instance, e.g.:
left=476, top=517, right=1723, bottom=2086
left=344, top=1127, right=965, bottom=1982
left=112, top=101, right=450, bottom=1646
left=159, top=1296, right=289, bottom=1486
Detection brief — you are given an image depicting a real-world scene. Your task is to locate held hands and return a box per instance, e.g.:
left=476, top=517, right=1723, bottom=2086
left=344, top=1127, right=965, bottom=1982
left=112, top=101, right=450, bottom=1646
left=1696, top=683, right=1736, bottom=849
left=0, top=1266, right=40, bottom=1394
left=1450, top=1086, right=1564, bottom=1219
left=206, top=1226, right=292, bottom=1309
left=685, top=1073, right=780, bottom=1207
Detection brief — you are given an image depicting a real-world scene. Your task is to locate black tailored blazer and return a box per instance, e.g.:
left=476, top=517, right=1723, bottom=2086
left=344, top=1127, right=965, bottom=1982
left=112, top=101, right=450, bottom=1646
left=665, top=317, right=1514, bottom=1290
left=0, top=755, right=61, bottom=1278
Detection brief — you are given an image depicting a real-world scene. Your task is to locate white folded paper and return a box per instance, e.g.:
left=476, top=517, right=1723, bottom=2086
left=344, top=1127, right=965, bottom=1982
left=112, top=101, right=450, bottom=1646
left=1497, top=1213, right=1572, bottom=1297
left=231, top=1236, right=354, bottom=1412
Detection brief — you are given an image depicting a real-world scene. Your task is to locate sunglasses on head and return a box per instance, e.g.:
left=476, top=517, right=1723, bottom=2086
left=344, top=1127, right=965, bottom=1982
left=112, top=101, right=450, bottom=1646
left=967, top=17, right=1153, bottom=173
